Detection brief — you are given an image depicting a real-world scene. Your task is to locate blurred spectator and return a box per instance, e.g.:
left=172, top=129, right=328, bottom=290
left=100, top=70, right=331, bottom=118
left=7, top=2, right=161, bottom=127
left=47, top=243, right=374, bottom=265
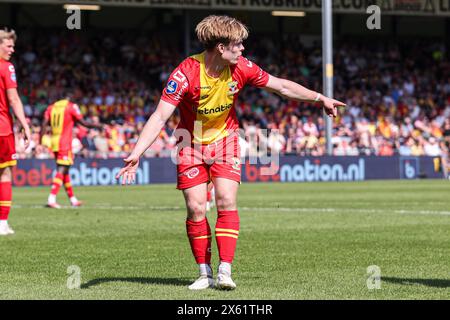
left=94, top=130, right=109, bottom=158
left=424, top=137, right=441, bottom=156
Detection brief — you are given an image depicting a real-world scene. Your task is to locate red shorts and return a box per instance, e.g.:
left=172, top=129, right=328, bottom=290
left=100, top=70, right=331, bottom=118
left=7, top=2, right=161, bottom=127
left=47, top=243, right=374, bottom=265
left=176, top=133, right=241, bottom=190
left=0, top=134, right=17, bottom=169
left=54, top=149, right=74, bottom=166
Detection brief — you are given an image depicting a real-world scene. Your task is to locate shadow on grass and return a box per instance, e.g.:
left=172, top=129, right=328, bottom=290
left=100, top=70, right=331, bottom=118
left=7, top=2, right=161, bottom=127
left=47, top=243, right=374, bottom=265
left=81, top=277, right=191, bottom=289
left=382, top=277, right=450, bottom=288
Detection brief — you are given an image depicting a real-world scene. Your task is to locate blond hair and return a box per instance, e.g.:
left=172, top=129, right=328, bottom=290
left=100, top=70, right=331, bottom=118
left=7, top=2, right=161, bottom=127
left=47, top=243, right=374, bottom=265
left=0, top=28, right=17, bottom=44
left=195, top=15, right=248, bottom=50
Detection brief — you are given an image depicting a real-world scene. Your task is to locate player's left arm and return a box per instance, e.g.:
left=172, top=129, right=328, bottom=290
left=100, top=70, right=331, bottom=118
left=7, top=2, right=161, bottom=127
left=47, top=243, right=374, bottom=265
left=71, top=103, right=103, bottom=130
left=76, top=118, right=103, bottom=130
left=6, top=88, right=31, bottom=148
left=263, top=75, right=346, bottom=117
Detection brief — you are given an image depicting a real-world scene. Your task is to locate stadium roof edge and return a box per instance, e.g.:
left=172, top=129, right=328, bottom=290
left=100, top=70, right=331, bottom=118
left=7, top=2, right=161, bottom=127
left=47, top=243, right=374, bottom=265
left=0, top=0, right=449, bottom=17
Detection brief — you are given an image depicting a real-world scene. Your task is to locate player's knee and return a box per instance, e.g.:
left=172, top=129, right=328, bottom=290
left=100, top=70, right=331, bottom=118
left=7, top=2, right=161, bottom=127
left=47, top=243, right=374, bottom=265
left=57, top=166, right=67, bottom=174
left=186, top=200, right=207, bottom=220
left=215, top=194, right=236, bottom=211
left=0, top=167, right=12, bottom=182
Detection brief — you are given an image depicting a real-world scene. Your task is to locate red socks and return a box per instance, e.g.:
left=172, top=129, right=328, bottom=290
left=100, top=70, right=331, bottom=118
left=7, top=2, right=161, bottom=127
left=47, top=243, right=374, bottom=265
left=215, top=210, right=240, bottom=263
left=50, top=172, right=64, bottom=196
left=186, top=211, right=240, bottom=265
left=186, top=218, right=212, bottom=264
left=63, top=174, right=74, bottom=198
left=0, top=181, right=12, bottom=221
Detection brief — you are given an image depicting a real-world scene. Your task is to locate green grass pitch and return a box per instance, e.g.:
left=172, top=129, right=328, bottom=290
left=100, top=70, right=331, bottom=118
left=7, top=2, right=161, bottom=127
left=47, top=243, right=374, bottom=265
left=1, top=180, right=449, bottom=300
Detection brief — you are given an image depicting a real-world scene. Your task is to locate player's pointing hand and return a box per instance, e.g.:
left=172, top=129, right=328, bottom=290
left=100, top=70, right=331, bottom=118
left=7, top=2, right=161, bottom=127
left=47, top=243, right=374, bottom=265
left=116, top=154, right=140, bottom=185
left=321, top=96, right=346, bottom=118
left=23, top=125, right=31, bottom=150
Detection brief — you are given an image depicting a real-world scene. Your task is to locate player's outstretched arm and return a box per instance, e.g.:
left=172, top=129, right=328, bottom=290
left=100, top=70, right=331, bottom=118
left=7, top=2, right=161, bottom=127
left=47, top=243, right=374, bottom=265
left=77, top=118, right=103, bottom=130
left=7, top=88, right=31, bottom=148
left=263, top=75, right=346, bottom=117
left=116, top=100, right=176, bottom=185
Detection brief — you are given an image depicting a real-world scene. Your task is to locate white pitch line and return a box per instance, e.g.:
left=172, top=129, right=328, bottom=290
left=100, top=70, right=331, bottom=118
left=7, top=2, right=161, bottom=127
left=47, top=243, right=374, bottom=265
left=391, top=209, right=450, bottom=216
left=11, top=204, right=450, bottom=216
left=12, top=204, right=182, bottom=211
left=241, top=207, right=450, bottom=216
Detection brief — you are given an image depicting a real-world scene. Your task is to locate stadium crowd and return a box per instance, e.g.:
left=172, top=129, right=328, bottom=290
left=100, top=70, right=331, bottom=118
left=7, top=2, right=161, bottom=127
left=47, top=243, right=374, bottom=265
left=9, top=30, right=450, bottom=173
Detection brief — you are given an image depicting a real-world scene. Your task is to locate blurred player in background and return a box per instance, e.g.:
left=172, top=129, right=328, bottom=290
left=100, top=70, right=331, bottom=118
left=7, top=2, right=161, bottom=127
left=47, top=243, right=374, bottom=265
left=117, top=15, right=345, bottom=290
left=42, top=96, right=102, bottom=209
left=0, top=28, right=31, bottom=236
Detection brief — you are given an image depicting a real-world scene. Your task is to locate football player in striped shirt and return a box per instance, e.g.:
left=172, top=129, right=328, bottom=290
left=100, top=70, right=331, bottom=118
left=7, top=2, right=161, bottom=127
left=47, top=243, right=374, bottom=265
left=117, top=15, right=345, bottom=290
left=42, top=96, right=102, bottom=208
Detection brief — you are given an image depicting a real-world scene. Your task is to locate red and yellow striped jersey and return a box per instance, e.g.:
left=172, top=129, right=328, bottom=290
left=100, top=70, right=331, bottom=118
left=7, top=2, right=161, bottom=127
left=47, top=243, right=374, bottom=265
left=44, top=99, right=82, bottom=152
left=161, top=53, right=269, bottom=144
left=0, top=59, right=17, bottom=136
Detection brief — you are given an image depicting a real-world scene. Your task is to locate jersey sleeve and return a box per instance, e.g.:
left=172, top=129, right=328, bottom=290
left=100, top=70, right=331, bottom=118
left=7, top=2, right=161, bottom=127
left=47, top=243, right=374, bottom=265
left=1, top=62, right=18, bottom=89
left=238, top=57, right=269, bottom=88
left=160, top=61, right=190, bottom=108
left=70, top=103, right=83, bottom=121
left=44, top=106, right=51, bottom=121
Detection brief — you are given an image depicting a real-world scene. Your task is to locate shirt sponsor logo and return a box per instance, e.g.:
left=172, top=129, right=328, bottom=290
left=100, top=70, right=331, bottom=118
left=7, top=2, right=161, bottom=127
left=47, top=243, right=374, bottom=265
left=196, top=86, right=212, bottom=90
left=197, top=103, right=232, bottom=115
left=166, top=80, right=178, bottom=94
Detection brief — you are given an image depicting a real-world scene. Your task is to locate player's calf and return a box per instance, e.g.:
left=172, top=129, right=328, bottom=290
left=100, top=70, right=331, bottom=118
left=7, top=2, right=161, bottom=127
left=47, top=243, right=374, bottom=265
left=0, top=181, right=13, bottom=236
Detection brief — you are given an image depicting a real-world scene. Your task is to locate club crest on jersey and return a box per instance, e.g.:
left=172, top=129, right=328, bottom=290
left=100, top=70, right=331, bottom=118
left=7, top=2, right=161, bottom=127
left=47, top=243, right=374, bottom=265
left=227, top=81, right=239, bottom=96
left=166, top=80, right=178, bottom=94
left=184, top=167, right=200, bottom=179
left=8, top=65, right=15, bottom=73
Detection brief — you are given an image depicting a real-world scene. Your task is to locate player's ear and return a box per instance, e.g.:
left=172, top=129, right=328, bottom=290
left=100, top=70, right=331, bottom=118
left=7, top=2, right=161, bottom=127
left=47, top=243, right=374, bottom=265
left=216, top=43, right=225, bottom=54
